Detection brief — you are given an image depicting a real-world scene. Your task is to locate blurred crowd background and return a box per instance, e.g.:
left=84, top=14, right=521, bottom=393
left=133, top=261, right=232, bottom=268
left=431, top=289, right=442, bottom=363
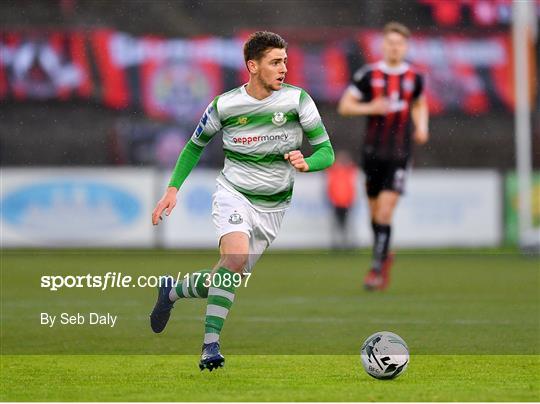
left=1, top=0, right=539, bottom=248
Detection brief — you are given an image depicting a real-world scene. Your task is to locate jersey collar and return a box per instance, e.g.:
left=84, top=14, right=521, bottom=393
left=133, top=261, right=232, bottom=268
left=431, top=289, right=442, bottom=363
left=240, top=83, right=279, bottom=103
left=377, top=61, right=410, bottom=75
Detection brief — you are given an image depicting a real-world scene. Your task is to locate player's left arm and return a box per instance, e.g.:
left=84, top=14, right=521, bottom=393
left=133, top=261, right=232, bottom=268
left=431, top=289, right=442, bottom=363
left=411, top=74, right=429, bottom=145
left=285, top=141, right=334, bottom=172
left=285, top=90, right=335, bottom=172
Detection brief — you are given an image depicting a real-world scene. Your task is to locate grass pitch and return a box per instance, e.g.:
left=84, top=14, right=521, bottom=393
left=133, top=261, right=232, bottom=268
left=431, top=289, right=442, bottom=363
left=1, top=248, right=539, bottom=401
left=1, top=355, right=539, bottom=401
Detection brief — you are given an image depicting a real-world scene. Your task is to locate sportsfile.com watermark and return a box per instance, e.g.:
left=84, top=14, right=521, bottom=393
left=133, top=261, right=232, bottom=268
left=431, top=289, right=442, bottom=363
left=40, top=272, right=252, bottom=292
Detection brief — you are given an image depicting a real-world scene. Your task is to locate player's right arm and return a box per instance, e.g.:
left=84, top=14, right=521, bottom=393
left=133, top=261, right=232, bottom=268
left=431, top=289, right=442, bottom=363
left=152, top=98, right=222, bottom=225
left=337, top=66, right=389, bottom=117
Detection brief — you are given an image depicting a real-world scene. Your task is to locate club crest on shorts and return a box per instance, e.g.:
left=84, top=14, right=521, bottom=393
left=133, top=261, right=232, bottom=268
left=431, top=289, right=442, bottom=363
left=393, top=168, right=406, bottom=191
left=228, top=211, right=243, bottom=225
left=272, top=112, right=287, bottom=126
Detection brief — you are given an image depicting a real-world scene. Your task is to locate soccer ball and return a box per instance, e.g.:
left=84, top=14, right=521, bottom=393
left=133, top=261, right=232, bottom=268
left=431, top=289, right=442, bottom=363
left=360, top=331, right=409, bottom=380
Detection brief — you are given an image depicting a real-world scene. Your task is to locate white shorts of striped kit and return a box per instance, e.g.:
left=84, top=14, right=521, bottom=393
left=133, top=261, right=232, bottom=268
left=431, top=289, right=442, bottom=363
left=211, top=183, right=286, bottom=273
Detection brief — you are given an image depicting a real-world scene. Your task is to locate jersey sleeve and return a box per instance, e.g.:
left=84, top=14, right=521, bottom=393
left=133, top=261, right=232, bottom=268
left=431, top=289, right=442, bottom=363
left=299, top=90, right=330, bottom=146
left=349, top=66, right=372, bottom=100
left=190, top=97, right=222, bottom=147
left=412, top=73, right=424, bottom=100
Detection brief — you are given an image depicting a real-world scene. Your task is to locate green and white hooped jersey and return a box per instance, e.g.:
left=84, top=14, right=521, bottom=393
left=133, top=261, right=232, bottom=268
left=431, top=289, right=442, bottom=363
left=191, top=83, right=329, bottom=211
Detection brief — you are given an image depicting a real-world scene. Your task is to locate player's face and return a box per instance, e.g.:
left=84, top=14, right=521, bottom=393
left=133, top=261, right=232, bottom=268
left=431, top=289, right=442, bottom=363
left=253, top=48, right=288, bottom=91
left=382, top=32, right=408, bottom=65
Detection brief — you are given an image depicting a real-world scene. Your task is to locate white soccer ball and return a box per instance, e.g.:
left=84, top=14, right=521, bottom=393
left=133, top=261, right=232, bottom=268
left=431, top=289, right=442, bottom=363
left=360, top=331, right=409, bottom=380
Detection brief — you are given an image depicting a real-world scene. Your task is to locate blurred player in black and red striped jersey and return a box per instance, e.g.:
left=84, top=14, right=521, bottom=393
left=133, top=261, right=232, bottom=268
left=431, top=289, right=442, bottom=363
left=338, top=22, right=429, bottom=291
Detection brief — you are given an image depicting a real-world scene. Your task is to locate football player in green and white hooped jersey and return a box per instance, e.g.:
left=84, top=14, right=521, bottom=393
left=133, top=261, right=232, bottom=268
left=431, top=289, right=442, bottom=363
left=150, top=31, right=335, bottom=371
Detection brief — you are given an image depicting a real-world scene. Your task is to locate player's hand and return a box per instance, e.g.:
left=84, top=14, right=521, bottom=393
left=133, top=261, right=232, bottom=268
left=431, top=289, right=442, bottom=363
left=284, top=150, right=309, bottom=172
left=369, top=97, right=390, bottom=115
left=414, top=128, right=429, bottom=145
left=152, top=187, right=178, bottom=226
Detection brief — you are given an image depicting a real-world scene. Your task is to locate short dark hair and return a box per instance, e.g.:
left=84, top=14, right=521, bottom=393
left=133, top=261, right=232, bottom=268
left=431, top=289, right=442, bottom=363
left=383, top=22, right=411, bottom=39
left=243, top=31, right=288, bottom=62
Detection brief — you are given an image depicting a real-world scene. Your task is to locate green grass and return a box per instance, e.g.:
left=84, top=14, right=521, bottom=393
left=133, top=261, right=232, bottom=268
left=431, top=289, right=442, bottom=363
left=1, top=355, right=538, bottom=401
left=1, top=249, right=539, bottom=401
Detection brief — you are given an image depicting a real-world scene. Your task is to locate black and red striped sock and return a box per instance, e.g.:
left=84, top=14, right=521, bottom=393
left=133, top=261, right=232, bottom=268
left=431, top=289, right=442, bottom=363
left=372, top=222, right=391, bottom=273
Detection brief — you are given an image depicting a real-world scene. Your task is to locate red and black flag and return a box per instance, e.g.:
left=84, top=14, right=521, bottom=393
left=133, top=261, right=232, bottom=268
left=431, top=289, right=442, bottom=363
left=0, top=30, right=92, bottom=101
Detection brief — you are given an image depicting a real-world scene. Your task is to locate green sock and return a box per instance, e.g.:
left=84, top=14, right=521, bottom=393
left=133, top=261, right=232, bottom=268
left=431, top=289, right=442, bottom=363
left=170, top=269, right=211, bottom=301
left=204, top=267, right=237, bottom=344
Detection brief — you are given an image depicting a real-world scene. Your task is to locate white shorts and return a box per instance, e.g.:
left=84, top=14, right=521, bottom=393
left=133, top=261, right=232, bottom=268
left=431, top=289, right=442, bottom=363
left=211, top=183, right=286, bottom=273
